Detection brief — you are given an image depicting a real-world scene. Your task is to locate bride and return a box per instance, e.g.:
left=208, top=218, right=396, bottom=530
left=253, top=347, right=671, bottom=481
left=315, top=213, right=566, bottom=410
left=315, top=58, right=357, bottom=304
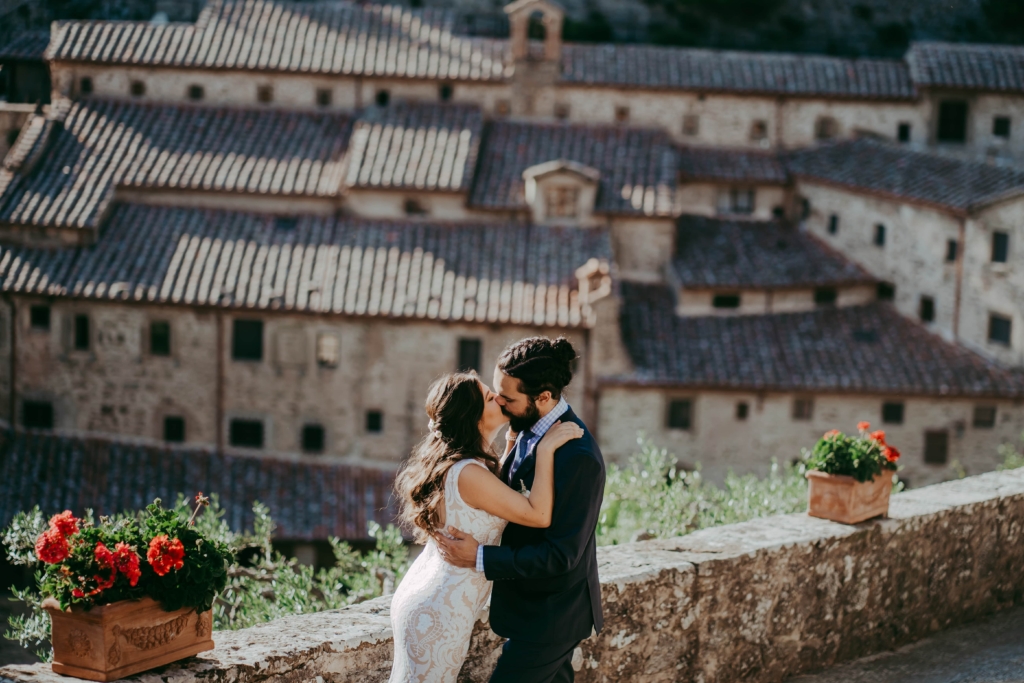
left=389, top=372, right=582, bottom=683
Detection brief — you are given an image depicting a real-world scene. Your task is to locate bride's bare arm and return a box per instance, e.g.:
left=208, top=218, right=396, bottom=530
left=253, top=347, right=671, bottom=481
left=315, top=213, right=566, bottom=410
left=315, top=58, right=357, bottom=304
left=459, top=422, right=583, bottom=528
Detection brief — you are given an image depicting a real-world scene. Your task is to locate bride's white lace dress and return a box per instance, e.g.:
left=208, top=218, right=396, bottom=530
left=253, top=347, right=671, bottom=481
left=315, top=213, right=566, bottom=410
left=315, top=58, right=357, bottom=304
left=389, top=459, right=509, bottom=683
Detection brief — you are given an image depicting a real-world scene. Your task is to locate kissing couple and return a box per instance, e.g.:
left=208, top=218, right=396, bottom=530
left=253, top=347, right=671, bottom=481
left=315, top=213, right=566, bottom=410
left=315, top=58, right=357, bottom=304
left=389, top=336, right=606, bottom=683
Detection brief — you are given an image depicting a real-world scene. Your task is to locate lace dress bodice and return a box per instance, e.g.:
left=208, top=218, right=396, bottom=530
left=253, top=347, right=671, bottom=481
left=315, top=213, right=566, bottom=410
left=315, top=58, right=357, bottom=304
left=389, top=459, right=509, bottom=683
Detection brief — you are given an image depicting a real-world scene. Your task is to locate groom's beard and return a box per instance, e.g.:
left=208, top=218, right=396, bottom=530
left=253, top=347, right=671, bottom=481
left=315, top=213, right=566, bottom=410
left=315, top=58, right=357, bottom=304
left=504, top=397, right=541, bottom=433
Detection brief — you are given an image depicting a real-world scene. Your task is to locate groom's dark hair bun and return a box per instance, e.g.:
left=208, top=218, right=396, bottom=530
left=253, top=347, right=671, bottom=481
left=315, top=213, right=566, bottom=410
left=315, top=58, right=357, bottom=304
left=498, top=336, right=577, bottom=399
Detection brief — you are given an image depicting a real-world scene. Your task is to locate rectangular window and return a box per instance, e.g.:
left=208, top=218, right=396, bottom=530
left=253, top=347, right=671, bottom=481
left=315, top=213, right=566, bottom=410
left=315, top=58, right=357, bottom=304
left=937, top=100, right=968, bottom=143
left=882, top=401, right=904, bottom=424
left=150, top=321, right=171, bottom=356
left=682, top=114, right=700, bottom=136
left=164, top=416, right=185, bottom=442
left=615, top=105, right=629, bottom=123
left=316, top=88, right=332, bottom=107
left=993, top=116, right=1011, bottom=139
left=973, top=405, right=996, bottom=428
left=73, top=314, right=89, bottom=350
left=897, top=122, right=911, bottom=142
left=814, top=287, right=837, bottom=307
left=80, top=77, right=93, bottom=95
left=874, top=223, right=886, bottom=247
left=545, top=185, right=579, bottom=218
left=302, top=424, right=325, bottom=453
left=30, top=305, right=50, bottom=330
left=924, top=430, right=949, bottom=464
left=712, top=293, right=741, bottom=309
left=232, top=319, right=263, bottom=360
left=828, top=214, right=839, bottom=234
left=256, top=85, right=273, bottom=103
left=792, top=397, right=814, bottom=421
left=946, top=239, right=958, bottom=262
left=439, top=83, right=454, bottom=101
left=457, top=338, right=482, bottom=373
left=316, top=332, right=339, bottom=368
left=733, top=188, right=755, bottom=214
left=130, top=80, right=145, bottom=97
left=366, top=410, right=383, bottom=433
left=404, top=198, right=427, bottom=216
left=188, top=84, right=204, bottom=101
left=750, top=120, right=768, bottom=141
left=876, top=282, right=895, bottom=301
left=666, top=399, right=691, bottom=430
left=229, top=419, right=264, bottom=448
left=376, top=90, right=390, bottom=107
left=736, top=402, right=749, bottom=420
left=992, top=231, right=1009, bottom=263
left=919, top=295, right=935, bottom=322
left=23, top=400, right=54, bottom=429
left=989, top=313, right=1012, bottom=346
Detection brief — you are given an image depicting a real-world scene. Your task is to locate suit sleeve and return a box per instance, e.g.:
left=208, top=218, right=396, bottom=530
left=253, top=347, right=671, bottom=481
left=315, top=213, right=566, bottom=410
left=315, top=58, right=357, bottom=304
left=482, top=448, right=604, bottom=581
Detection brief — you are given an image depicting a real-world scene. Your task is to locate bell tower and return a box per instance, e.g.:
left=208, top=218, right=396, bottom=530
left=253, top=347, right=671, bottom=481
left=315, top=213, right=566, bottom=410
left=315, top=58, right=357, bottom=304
left=504, top=0, right=564, bottom=116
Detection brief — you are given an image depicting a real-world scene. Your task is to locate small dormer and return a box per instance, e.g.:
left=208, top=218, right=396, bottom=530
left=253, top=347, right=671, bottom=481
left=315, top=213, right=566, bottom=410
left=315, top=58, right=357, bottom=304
left=522, top=159, right=600, bottom=226
left=504, top=0, right=564, bottom=63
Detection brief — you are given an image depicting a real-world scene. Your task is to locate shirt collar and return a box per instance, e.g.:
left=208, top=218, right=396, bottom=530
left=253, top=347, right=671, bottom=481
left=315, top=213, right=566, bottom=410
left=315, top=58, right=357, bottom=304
left=524, top=397, right=570, bottom=440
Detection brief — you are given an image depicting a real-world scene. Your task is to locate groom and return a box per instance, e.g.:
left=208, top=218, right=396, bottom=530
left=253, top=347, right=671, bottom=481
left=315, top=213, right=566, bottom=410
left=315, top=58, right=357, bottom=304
left=435, top=336, right=605, bottom=683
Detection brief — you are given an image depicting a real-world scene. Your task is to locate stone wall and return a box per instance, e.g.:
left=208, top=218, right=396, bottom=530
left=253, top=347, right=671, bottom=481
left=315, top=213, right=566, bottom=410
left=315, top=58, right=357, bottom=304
left=4, top=467, right=1022, bottom=683
left=596, top=386, right=1024, bottom=486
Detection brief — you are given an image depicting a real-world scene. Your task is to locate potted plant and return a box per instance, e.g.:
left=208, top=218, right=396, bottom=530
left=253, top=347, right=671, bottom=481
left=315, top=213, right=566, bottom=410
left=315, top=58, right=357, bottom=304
left=804, top=422, right=901, bottom=524
left=34, top=494, right=231, bottom=682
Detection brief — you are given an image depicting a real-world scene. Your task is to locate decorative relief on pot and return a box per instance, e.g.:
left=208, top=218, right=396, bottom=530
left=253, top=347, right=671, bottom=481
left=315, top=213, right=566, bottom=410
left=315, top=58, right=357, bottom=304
left=195, top=611, right=211, bottom=638
left=66, top=629, right=92, bottom=658
left=108, top=612, right=191, bottom=665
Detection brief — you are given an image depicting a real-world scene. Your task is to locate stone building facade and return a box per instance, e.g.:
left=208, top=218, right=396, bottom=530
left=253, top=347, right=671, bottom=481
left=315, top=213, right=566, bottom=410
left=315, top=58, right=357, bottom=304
left=2, top=0, right=1024, bottom=491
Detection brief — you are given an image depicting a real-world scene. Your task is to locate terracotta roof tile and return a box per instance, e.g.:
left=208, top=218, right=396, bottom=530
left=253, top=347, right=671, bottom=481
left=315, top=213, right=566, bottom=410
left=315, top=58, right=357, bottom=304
left=906, top=41, right=1024, bottom=93
left=47, top=0, right=510, bottom=82
left=0, top=99, right=352, bottom=231
left=470, top=121, right=677, bottom=216
left=617, top=282, right=1024, bottom=397
left=0, top=428, right=397, bottom=541
left=561, top=44, right=915, bottom=99
left=0, top=203, right=610, bottom=327
left=785, top=138, right=1024, bottom=213
left=345, top=102, right=482, bottom=192
left=673, top=215, right=873, bottom=289
left=677, top=146, right=788, bottom=184
left=0, top=31, right=51, bottom=61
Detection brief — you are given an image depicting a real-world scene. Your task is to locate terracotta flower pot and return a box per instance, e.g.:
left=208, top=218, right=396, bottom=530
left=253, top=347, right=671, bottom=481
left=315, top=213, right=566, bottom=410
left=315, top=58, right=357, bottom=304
left=805, top=470, right=892, bottom=524
left=42, top=596, right=213, bottom=682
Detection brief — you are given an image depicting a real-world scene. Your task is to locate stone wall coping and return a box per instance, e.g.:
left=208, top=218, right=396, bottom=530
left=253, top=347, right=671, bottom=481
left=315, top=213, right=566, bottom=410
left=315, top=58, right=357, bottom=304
left=3, top=466, right=1023, bottom=682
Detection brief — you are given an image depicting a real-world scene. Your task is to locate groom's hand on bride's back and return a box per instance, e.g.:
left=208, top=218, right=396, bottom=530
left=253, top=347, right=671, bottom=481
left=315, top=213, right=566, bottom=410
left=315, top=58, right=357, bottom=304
left=434, top=527, right=479, bottom=569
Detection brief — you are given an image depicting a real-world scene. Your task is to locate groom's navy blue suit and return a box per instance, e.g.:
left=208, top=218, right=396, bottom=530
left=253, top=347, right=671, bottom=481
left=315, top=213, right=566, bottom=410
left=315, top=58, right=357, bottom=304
left=482, top=407, right=605, bottom=682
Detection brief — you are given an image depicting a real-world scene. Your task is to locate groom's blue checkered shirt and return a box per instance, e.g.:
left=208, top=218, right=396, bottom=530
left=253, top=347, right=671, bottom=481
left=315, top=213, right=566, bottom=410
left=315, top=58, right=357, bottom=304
left=475, top=398, right=569, bottom=572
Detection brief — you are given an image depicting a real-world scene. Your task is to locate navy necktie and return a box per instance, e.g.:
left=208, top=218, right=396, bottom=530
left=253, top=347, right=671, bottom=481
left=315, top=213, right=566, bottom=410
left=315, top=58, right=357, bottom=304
left=508, top=429, right=534, bottom=483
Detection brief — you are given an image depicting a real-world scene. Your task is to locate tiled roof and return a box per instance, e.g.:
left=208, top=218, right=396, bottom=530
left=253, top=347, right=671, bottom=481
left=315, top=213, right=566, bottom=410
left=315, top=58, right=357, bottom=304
left=0, top=30, right=50, bottom=61
left=617, top=283, right=1024, bottom=397
left=673, top=215, right=873, bottom=290
left=906, top=41, right=1024, bottom=93
left=46, top=0, right=509, bottom=82
left=677, top=147, right=788, bottom=184
left=786, top=138, right=1024, bottom=214
left=344, top=103, right=482, bottom=192
left=0, top=204, right=610, bottom=327
left=470, top=121, right=676, bottom=216
left=0, top=428, right=397, bottom=541
left=561, top=44, right=915, bottom=99
left=0, top=99, right=351, bottom=231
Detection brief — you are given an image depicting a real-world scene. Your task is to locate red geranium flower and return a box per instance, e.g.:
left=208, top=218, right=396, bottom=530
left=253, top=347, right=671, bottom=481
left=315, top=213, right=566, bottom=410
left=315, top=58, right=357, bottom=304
left=35, top=528, right=69, bottom=564
left=823, top=429, right=841, bottom=438
left=72, top=588, right=85, bottom=598
left=91, top=542, right=117, bottom=595
left=48, top=511, right=79, bottom=538
left=884, top=446, right=901, bottom=463
left=857, top=421, right=871, bottom=432
left=869, top=430, right=886, bottom=444
left=147, top=535, right=186, bottom=576
left=112, top=542, right=142, bottom=587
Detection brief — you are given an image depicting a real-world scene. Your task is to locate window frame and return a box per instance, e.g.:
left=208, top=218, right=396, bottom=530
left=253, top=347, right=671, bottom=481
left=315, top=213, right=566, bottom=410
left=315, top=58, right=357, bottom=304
left=73, top=313, right=90, bottom=351
left=945, top=239, right=958, bottom=263
left=828, top=214, right=839, bottom=234
left=366, top=410, right=384, bottom=434
left=923, top=429, right=949, bottom=464
left=712, top=293, right=741, bottom=309
left=936, top=100, right=969, bottom=144
left=919, top=295, right=935, bottom=323
left=316, top=88, right=332, bottom=107
left=457, top=338, right=482, bottom=373
left=792, top=397, right=814, bottom=421
left=23, top=400, right=54, bottom=429
left=992, top=231, right=1009, bottom=263
left=873, top=223, right=886, bottom=247
left=30, top=304, right=50, bottom=330
left=666, top=398, right=692, bottom=431
left=988, top=313, right=1012, bottom=346
left=972, top=405, right=996, bottom=428
left=232, top=319, right=264, bottom=361
left=150, top=320, right=172, bottom=356
left=187, top=84, right=205, bottom=101
left=163, top=415, right=186, bottom=443
left=897, top=122, right=911, bottom=143
left=992, top=116, right=1011, bottom=139
left=881, top=401, right=904, bottom=425
left=228, top=418, right=265, bottom=449
left=301, top=423, right=326, bottom=453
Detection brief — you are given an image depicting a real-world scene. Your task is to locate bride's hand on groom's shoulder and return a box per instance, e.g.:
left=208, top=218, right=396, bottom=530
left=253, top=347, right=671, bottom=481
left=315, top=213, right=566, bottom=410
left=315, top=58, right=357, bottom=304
left=538, top=421, right=584, bottom=456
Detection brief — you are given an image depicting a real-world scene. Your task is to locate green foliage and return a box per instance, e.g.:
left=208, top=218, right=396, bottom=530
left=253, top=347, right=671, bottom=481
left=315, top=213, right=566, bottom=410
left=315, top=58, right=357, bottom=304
left=597, top=437, right=809, bottom=546
left=563, top=12, right=614, bottom=43
left=4, top=497, right=410, bottom=660
left=803, top=425, right=899, bottom=483
left=998, top=432, right=1024, bottom=471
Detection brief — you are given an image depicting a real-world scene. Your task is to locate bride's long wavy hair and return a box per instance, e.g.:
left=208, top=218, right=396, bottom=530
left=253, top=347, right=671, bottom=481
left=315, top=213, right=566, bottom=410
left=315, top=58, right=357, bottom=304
left=395, top=373, right=501, bottom=542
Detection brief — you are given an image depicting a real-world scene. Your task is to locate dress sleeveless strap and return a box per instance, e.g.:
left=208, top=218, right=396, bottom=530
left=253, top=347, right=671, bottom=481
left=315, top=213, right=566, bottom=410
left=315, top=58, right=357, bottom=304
left=447, top=459, right=489, bottom=511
